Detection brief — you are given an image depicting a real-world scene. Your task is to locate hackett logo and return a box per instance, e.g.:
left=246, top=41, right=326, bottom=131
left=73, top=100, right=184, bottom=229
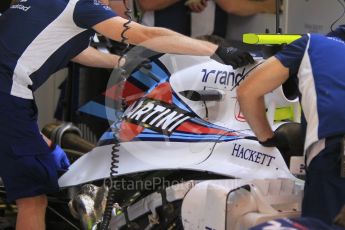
left=231, top=143, right=275, bottom=167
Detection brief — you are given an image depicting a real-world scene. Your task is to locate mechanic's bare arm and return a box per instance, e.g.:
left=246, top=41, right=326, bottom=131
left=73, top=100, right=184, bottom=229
left=108, top=0, right=130, bottom=18
left=215, top=0, right=275, bottom=16
left=137, top=0, right=180, bottom=11
left=236, top=57, right=289, bottom=142
left=92, top=17, right=218, bottom=56
left=71, top=46, right=123, bottom=68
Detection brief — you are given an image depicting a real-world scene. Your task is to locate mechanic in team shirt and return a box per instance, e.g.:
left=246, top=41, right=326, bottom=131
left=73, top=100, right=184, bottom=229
left=237, top=25, right=345, bottom=224
left=0, top=0, right=253, bottom=229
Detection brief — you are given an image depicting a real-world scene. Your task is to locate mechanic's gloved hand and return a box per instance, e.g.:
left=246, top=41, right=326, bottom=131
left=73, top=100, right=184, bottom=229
left=259, top=131, right=290, bottom=154
left=51, top=144, right=70, bottom=171
left=258, top=123, right=304, bottom=167
left=211, top=45, right=254, bottom=69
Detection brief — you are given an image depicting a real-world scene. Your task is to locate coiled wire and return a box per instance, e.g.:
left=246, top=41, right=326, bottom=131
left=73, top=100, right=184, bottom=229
left=99, top=0, right=132, bottom=229
left=330, top=0, right=345, bottom=32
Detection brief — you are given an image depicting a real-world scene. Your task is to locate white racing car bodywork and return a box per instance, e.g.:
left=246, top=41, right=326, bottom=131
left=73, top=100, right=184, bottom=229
left=59, top=54, right=304, bottom=229
left=60, top=54, right=301, bottom=187
left=182, top=179, right=302, bottom=230
left=110, top=179, right=303, bottom=230
left=59, top=139, right=294, bottom=186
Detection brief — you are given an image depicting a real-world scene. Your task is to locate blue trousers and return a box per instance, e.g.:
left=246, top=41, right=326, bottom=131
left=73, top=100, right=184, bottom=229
left=0, top=93, right=59, bottom=202
left=302, top=135, right=345, bottom=224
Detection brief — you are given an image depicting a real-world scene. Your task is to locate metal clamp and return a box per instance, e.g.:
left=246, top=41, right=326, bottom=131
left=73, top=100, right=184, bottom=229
left=50, top=123, right=82, bottom=146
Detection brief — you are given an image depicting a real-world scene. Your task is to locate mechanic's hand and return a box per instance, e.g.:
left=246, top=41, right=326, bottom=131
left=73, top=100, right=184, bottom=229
left=51, top=144, right=70, bottom=171
left=185, top=0, right=207, bottom=13
left=258, top=123, right=304, bottom=167
left=259, top=131, right=290, bottom=154
left=211, top=45, right=255, bottom=69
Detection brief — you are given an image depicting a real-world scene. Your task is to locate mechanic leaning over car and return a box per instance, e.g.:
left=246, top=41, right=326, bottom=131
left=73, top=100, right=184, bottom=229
left=237, top=24, right=345, bottom=225
left=0, top=0, right=253, bottom=229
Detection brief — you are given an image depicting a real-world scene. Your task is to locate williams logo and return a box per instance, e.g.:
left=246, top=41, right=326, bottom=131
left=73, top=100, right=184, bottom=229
left=124, top=98, right=192, bottom=135
left=201, top=68, right=247, bottom=89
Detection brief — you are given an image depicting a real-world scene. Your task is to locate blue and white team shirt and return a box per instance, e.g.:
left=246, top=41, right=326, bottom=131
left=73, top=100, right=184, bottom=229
left=0, top=0, right=117, bottom=99
left=276, top=33, right=345, bottom=153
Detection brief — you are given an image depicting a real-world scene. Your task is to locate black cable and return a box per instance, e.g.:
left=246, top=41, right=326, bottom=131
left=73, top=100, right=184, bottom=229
left=330, top=0, right=345, bottom=32
left=275, top=0, right=281, bottom=33
left=99, top=0, right=132, bottom=229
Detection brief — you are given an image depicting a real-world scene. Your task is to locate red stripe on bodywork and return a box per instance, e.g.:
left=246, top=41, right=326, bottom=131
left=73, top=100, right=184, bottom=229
left=176, top=121, right=236, bottom=136
left=104, top=82, right=145, bottom=103
left=146, top=82, right=172, bottom=104
left=119, top=121, right=145, bottom=142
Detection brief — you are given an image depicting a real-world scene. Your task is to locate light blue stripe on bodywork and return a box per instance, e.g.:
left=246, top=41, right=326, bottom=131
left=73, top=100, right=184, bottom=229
left=131, top=62, right=170, bottom=89
left=100, top=131, right=115, bottom=141
left=150, top=62, right=170, bottom=81
left=133, top=134, right=239, bottom=142
left=141, top=130, right=232, bottom=139
left=172, top=95, right=191, bottom=112
left=99, top=128, right=239, bottom=142
left=79, top=101, right=118, bottom=121
left=131, top=70, right=157, bottom=88
left=136, top=132, right=237, bottom=141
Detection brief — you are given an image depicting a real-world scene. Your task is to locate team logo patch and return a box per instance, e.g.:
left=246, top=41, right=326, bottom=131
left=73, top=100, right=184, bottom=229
left=119, top=83, right=193, bottom=141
